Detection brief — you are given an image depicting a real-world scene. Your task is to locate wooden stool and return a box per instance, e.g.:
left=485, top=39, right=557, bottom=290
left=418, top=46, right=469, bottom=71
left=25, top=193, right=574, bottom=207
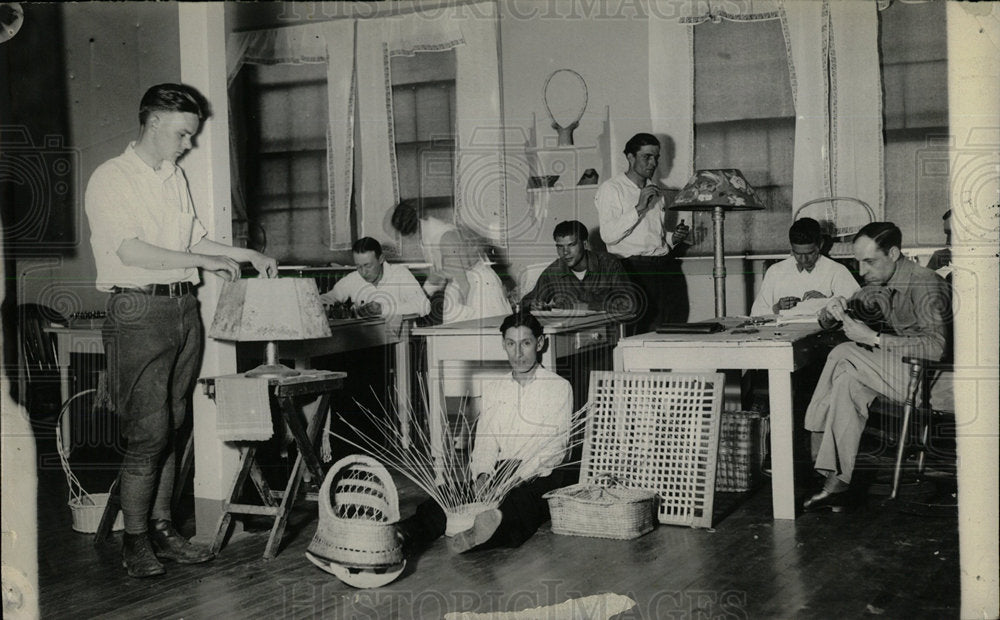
left=200, top=371, right=346, bottom=559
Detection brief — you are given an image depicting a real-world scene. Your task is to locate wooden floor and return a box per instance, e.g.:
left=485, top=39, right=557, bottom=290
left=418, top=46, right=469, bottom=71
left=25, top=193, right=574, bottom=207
left=34, top=416, right=960, bottom=619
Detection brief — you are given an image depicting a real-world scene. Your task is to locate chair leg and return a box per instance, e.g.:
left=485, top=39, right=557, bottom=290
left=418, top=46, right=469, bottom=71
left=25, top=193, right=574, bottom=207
left=93, top=474, right=121, bottom=546
left=891, top=362, right=924, bottom=500
left=172, top=432, right=195, bottom=511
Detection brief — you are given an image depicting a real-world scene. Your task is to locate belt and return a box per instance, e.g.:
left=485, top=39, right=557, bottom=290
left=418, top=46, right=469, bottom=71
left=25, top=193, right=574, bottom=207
left=111, top=282, right=195, bottom=298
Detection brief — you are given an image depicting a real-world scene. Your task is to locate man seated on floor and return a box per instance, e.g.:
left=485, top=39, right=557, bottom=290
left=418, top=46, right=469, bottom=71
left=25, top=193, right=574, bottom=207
left=398, top=310, right=573, bottom=554
left=522, top=220, right=635, bottom=316
left=802, top=222, right=950, bottom=512
left=750, top=217, right=860, bottom=317
left=320, top=237, right=431, bottom=319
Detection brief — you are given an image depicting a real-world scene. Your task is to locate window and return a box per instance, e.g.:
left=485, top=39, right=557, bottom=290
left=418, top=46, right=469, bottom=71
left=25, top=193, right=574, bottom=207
left=242, top=63, right=329, bottom=264
left=390, top=51, right=457, bottom=261
left=238, top=52, right=458, bottom=264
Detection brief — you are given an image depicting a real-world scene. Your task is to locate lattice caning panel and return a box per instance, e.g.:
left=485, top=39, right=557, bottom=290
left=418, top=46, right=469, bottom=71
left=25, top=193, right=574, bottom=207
left=581, top=371, right=725, bottom=528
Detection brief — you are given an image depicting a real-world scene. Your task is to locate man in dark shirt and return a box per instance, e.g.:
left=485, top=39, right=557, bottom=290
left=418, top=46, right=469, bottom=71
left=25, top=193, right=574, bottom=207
left=802, top=222, right=950, bottom=512
left=522, top=220, right=636, bottom=317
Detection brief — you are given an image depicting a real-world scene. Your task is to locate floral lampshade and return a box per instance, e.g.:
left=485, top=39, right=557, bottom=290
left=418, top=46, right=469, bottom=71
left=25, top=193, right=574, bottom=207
left=209, top=277, right=331, bottom=378
left=669, top=169, right=765, bottom=212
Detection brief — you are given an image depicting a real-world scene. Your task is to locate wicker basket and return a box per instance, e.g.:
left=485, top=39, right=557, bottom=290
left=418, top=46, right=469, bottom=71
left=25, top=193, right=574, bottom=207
left=56, top=390, right=123, bottom=534
left=307, top=454, right=403, bottom=568
left=715, top=410, right=770, bottom=492
left=543, top=476, right=657, bottom=540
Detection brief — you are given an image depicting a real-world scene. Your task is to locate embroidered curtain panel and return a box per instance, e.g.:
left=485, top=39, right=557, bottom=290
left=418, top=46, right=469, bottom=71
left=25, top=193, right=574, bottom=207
left=228, top=2, right=503, bottom=252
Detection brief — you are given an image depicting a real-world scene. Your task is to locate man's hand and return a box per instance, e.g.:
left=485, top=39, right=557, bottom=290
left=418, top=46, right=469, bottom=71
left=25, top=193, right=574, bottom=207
left=201, top=255, right=241, bottom=282
left=636, top=185, right=661, bottom=218
left=357, top=302, right=382, bottom=318
left=474, top=473, right=491, bottom=495
left=247, top=251, right=278, bottom=278
left=773, top=296, right=801, bottom=313
left=820, top=296, right=849, bottom=323
left=841, top=314, right=879, bottom=346
left=671, top=221, right=690, bottom=246
left=802, top=290, right=827, bottom=301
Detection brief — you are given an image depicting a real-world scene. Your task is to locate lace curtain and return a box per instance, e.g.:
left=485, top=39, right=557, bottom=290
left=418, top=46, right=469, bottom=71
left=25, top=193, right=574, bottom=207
left=652, top=0, right=886, bottom=220
left=226, top=2, right=503, bottom=252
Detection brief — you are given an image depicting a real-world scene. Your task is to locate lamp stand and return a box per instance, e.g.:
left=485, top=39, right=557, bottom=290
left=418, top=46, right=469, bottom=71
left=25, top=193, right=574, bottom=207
left=245, top=341, right=301, bottom=379
left=712, top=205, right=727, bottom=318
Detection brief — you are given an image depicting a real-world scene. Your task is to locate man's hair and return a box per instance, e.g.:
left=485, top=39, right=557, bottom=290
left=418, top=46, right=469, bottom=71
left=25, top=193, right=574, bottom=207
left=623, top=133, right=660, bottom=157
left=352, top=236, right=383, bottom=257
left=789, top=217, right=822, bottom=246
left=553, top=220, right=588, bottom=242
left=390, top=201, right=420, bottom=236
left=499, top=310, right=543, bottom=339
left=139, top=83, right=207, bottom=126
left=855, top=222, right=902, bottom=254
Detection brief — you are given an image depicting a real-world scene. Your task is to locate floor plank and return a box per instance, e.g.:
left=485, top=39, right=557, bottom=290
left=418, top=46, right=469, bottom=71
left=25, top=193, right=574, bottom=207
left=34, top=418, right=960, bottom=619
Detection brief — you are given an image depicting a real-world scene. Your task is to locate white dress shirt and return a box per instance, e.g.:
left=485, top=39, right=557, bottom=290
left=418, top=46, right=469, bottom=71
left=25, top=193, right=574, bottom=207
left=594, top=172, right=675, bottom=259
left=470, top=366, right=572, bottom=481
left=321, top=262, right=430, bottom=318
left=750, top=255, right=860, bottom=316
left=442, top=260, right=512, bottom=324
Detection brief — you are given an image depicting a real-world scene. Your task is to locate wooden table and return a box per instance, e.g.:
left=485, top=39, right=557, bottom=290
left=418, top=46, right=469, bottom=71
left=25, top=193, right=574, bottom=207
left=614, top=322, right=830, bottom=520
left=44, top=316, right=414, bottom=450
left=199, top=371, right=346, bottom=559
left=412, top=312, right=622, bottom=465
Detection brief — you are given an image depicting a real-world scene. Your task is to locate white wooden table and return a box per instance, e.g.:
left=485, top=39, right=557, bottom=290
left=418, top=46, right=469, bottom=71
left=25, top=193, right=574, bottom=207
left=412, top=311, right=622, bottom=465
left=614, top=322, right=829, bottom=520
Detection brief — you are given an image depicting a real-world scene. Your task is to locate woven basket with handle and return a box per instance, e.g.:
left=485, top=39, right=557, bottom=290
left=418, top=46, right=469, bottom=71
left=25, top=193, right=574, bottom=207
left=543, top=475, right=657, bottom=540
left=307, top=454, right=403, bottom=568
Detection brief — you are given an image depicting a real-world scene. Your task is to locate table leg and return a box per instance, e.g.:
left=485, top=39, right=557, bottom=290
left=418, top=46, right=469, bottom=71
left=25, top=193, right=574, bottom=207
left=265, top=451, right=304, bottom=560
left=395, top=334, right=411, bottom=450
left=768, top=370, right=797, bottom=519
left=278, top=394, right=327, bottom=480
left=212, top=444, right=257, bottom=554
left=425, top=340, right=445, bottom=477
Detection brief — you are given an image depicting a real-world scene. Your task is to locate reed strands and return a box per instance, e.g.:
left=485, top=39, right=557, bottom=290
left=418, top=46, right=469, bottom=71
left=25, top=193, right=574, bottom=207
left=329, top=378, right=589, bottom=517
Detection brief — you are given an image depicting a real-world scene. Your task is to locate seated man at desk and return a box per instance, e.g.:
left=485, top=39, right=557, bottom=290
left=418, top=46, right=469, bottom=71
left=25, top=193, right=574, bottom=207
left=521, top=220, right=635, bottom=316
left=803, top=222, right=950, bottom=512
left=398, top=311, right=573, bottom=554
left=319, top=237, right=430, bottom=319
left=750, top=217, right=860, bottom=317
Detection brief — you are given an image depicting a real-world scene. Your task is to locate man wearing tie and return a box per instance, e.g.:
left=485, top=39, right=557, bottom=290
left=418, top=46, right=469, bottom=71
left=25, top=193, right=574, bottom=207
left=595, top=133, right=690, bottom=332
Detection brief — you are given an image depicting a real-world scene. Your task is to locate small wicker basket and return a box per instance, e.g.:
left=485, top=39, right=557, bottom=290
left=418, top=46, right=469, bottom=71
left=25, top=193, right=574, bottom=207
left=715, top=410, right=770, bottom=492
left=543, top=476, right=657, bottom=540
left=56, top=390, right=123, bottom=534
left=307, top=454, right=403, bottom=568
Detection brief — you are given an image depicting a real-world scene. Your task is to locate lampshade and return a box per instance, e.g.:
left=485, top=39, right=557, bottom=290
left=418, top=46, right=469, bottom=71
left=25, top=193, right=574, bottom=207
left=669, top=169, right=765, bottom=212
left=210, top=278, right=331, bottom=378
left=668, top=169, right=764, bottom=318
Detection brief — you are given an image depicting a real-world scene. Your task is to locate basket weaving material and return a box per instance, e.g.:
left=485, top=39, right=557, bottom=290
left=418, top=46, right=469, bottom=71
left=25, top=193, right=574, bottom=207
left=56, top=390, right=123, bottom=534
left=581, top=371, right=725, bottom=528
left=308, top=455, right=403, bottom=568
left=543, top=477, right=656, bottom=539
left=716, top=411, right=770, bottom=492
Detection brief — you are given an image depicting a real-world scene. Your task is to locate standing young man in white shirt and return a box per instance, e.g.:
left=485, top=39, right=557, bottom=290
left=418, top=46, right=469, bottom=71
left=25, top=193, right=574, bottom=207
left=595, top=133, right=690, bottom=332
left=750, top=217, right=860, bottom=316
left=85, top=83, right=278, bottom=578
left=397, top=311, right=573, bottom=555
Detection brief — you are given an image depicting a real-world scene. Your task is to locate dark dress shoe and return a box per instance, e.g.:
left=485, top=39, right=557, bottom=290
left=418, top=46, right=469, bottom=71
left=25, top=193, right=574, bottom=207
left=149, top=520, right=215, bottom=564
left=122, top=533, right=166, bottom=578
left=803, top=488, right=850, bottom=513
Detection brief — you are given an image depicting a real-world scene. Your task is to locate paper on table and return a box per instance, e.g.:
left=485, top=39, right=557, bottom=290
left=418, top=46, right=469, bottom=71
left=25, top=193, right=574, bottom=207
left=779, top=297, right=828, bottom=317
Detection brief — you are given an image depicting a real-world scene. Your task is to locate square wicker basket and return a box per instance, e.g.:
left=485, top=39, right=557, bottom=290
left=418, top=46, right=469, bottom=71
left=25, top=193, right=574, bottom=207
left=715, top=410, right=770, bottom=492
left=543, top=478, right=657, bottom=540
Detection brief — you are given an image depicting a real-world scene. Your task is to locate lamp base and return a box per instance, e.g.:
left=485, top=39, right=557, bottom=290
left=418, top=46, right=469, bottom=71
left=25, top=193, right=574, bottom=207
left=244, top=363, right=301, bottom=379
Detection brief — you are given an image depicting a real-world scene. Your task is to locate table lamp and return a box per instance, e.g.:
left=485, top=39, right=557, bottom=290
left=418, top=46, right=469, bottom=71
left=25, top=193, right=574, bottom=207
left=669, top=169, right=765, bottom=318
left=209, top=277, right=331, bottom=378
